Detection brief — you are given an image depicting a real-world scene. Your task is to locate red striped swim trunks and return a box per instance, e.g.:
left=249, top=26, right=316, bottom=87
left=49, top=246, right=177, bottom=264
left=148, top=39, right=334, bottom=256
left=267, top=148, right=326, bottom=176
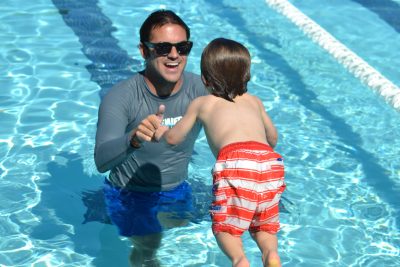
left=210, top=141, right=286, bottom=237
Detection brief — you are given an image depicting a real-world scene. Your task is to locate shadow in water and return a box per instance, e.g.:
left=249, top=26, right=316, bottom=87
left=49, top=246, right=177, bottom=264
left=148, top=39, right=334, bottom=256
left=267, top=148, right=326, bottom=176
left=51, top=0, right=142, bottom=98
left=31, top=152, right=130, bottom=267
left=352, top=0, right=400, bottom=34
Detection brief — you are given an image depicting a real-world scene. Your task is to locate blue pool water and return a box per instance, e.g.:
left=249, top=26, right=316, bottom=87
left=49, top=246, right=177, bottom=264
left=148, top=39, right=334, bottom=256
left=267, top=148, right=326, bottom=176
left=1, top=0, right=400, bottom=266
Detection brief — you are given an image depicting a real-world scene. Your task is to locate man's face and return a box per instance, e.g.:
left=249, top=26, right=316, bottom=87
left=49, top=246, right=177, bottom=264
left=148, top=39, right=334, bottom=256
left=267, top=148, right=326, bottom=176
left=141, top=24, right=189, bottom=84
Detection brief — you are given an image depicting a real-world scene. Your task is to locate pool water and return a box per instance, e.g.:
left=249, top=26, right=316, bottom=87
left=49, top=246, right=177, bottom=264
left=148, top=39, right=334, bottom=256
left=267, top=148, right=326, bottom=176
left=1, top=0, right=400, bottom=266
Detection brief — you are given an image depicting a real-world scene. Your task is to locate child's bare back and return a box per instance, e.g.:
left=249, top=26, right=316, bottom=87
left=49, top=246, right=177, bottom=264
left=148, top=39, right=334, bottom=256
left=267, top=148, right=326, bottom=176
left=193, top=93, right=277, bottom=156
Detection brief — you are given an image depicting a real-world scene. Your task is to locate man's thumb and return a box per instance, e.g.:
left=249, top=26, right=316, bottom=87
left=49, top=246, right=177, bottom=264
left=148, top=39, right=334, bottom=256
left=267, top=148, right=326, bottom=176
left=157, top=104, right=165, bottom=120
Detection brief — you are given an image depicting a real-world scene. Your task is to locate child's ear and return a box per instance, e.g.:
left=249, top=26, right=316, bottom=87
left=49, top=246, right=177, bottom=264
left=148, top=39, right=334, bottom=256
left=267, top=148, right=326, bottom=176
left=201, top=75, right=208, bottom=86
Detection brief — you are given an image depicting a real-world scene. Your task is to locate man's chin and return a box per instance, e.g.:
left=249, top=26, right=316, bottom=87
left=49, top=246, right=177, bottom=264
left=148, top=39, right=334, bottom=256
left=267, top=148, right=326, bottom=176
left=162, top=72, right=183, bottom=84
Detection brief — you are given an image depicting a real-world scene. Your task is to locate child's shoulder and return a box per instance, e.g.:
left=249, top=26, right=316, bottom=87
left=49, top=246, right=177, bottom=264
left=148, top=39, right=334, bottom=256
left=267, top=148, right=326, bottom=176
left=195, top=94, right=218, bottom=102
left=241, top=92, right=261, bottom=101
left=190, top=94, right=216, bottom=109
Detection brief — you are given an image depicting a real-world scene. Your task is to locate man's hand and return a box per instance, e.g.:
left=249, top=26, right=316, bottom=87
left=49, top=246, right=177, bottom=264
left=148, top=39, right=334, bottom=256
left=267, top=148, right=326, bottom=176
left=133, top=105, right=165, bottom=143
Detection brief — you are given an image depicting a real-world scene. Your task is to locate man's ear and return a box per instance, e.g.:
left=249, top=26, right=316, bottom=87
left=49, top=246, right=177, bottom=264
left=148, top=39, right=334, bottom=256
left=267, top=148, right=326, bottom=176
left=139, top=43, right=150, bottom=59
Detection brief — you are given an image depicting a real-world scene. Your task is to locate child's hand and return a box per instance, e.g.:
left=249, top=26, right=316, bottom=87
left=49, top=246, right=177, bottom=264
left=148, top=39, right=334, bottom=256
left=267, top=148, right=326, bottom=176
left=153, top=125, right=169, bottom=142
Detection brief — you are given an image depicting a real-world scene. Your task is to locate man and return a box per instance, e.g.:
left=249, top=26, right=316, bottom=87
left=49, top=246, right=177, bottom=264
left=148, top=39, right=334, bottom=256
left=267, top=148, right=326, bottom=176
left=94, top=10, right=206, bottom=266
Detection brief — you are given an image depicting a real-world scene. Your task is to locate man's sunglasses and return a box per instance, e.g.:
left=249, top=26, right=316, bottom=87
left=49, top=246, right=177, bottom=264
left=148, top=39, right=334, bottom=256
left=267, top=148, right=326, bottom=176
left=144, top=41, right=193, bottom=56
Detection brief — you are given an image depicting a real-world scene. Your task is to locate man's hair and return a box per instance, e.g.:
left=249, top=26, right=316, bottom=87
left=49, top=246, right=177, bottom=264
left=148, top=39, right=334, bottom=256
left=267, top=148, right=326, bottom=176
left=201, top=38, right=251, bottom=102
left=140, top=10, right=191, bottom=43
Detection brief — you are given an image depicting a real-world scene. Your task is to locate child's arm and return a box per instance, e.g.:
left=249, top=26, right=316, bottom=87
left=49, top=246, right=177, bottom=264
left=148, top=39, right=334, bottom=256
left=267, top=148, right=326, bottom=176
left=155, top=97, right=203, bottom=145
left=256, top=98, right=278, bottom=148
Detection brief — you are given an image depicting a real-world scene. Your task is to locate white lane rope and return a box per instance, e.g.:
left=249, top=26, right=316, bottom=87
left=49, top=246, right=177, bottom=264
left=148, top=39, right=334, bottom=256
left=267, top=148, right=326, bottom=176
left=265, top=0, right=400, bottom=111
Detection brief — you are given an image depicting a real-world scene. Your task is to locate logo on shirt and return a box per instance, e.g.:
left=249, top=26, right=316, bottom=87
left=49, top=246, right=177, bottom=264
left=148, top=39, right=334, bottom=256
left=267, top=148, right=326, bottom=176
left=162, top=116, right=182, bottom=128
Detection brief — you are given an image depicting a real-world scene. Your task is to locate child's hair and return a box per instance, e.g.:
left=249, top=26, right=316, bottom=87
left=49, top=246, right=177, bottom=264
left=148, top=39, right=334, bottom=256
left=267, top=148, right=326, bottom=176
left=201, top=38, right=251, bottom=102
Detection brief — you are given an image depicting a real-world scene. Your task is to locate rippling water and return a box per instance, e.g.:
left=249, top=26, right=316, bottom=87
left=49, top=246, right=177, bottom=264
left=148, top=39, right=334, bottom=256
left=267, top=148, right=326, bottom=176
left=1, top=0, right=399, bottom=266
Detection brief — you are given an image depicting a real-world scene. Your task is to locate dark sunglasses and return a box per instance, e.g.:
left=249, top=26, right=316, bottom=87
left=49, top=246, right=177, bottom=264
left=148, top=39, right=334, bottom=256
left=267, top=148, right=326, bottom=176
left=144, top=41, right=193, bottom=56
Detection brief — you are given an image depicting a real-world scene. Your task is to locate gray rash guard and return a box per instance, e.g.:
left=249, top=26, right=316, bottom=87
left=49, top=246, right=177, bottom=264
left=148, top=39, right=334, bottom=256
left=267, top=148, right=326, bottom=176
left=94, top=71, right=207, bottom=191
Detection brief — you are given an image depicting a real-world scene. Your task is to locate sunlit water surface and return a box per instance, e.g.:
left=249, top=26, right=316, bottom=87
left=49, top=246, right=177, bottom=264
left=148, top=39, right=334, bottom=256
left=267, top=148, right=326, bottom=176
left=1, top=0, right=399, bottom=266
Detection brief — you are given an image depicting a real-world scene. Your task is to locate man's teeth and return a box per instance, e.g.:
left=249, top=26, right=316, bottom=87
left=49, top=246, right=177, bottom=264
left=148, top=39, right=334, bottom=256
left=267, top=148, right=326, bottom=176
left=166, top=63, right=179, bottom=67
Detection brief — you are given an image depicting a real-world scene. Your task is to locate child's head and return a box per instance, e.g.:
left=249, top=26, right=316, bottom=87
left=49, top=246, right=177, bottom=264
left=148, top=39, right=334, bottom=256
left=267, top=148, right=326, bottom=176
left=201, top=38, right=251, bottom=102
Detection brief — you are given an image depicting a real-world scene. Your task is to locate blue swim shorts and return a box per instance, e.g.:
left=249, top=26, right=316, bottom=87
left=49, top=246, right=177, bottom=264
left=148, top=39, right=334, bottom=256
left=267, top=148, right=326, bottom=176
left=103, top=179, right=193, bottom=237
